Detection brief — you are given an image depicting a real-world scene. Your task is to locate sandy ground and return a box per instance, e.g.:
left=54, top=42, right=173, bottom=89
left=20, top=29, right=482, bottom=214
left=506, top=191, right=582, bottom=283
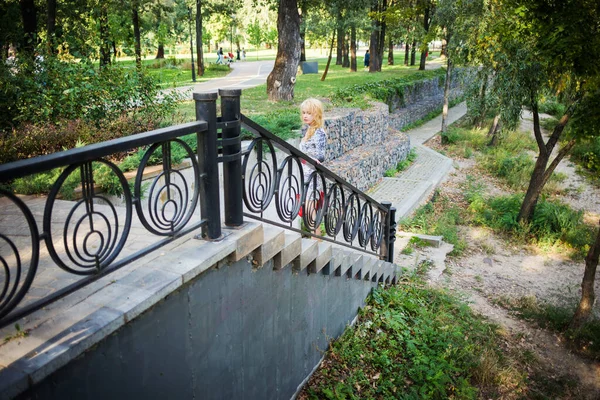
left=405, top=113, right=600, bottom=398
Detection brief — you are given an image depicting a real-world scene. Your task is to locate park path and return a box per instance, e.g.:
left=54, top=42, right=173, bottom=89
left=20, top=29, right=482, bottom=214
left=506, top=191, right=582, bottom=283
left=166, top=60, right=274, bottom=99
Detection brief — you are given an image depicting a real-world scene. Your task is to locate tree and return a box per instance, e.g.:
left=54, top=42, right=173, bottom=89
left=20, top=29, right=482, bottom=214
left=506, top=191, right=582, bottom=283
left=570, top=220, right=600, bottom=329
left=246, top=19, right=263, bottom=59
left=266, top=0, right=300, bottom=101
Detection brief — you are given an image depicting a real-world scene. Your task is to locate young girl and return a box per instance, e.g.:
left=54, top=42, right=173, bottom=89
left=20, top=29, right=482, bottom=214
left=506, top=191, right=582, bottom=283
left=298, top=98, right=327, bottom=231
left=299, top=98, right=327, bottom=174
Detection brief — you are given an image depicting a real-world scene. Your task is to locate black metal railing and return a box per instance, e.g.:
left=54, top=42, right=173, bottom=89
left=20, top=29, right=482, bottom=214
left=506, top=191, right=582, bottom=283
left=0, top=94, right=222, bottom=329
left=0, top=89, right=396, bottom=329
left=233, top=99, right=397, bottom=261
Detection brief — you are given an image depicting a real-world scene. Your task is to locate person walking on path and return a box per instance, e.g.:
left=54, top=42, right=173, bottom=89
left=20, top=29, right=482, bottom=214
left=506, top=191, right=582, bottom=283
left=216, top=47, right=224, bottom=64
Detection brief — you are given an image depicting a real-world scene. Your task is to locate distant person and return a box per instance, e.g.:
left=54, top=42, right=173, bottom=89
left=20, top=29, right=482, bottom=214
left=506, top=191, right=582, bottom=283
left=364, top=50, right=370, bottom=68
left=242, top=48, right=246, bottom=61
left=236, top=48, right=241, bottom=60
left=228, top=51, right=234, bottom=63
left=217, top=47, right=223, bottom=64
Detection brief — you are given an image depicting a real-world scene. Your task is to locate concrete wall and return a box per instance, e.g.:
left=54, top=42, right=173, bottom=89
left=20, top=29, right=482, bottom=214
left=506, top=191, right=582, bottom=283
left=16, top=257, right=376, bottom=400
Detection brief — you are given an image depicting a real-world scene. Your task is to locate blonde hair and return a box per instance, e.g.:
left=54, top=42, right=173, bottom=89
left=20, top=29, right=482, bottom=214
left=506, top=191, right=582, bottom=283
left=300, top=98, right=324, bottom=141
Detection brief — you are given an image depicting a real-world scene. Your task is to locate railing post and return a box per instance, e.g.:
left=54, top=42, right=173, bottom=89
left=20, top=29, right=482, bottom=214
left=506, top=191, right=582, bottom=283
left=381, top=201, right=396, bottom=263
left=194, top=92, right=222, bottom=239
left=388, top=206, right=397, bottom=263
left=218, top=88, right=244, bottom=227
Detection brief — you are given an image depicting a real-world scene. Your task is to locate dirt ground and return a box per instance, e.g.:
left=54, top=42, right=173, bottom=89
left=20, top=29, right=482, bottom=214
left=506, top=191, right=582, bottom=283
left=405, top=114, right=600, bottom=398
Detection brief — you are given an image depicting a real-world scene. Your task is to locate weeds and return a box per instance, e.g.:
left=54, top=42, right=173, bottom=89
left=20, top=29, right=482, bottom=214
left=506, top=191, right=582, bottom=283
left=302, top=276, right=530, bottom=399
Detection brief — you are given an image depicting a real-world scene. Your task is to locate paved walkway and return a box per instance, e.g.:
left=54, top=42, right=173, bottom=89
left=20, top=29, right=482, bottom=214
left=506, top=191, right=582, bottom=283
left=369, top=102, right=467, bottom=220
left=166, top=60, right=274, bottom=99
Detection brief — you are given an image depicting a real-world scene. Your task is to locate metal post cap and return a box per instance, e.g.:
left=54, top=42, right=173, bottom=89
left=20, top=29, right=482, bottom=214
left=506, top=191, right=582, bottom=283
left=193, top=92, right=218, bottom=101
left=218, top=88, right=242, bottom=97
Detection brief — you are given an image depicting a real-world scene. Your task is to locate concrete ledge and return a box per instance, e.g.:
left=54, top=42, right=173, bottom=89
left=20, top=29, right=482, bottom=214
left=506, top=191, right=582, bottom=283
left=0, top=222, right=266, bottom=400
left=397, top=231, right=444, bottom=248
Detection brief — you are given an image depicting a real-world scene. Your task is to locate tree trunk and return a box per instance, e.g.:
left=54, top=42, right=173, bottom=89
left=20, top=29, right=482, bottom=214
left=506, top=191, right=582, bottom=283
left=321, top=30, right=335, bottom=81
left=418, top=2, right=430, bottom=70
left=475, top=74, right=488, bottom=128
left=299, top=1, right=306, bottom=62
left=441, top=58, right=452, bottom=140
left=266, top=0, right=300, bottom=101
left=19, top=0, right=37, bottom=54
left=132, top=0, right=142, bottom=69
left=342, top=34, right=349, bottom=68
left=350, top=25, right=357, bottom=72
left=387, top=39, right=393, bottom=65
left=570, top=221, right=600, bottom=329
left=518, top=107, right=572, bottom=222
left=404, top=39, right=409, bottom=65
left=156, top=44, right=165, bottom=59
left=336, top=14, right=343, bottom=65
left=487, top=115, right=502, bottom=146
left=99, top=3, right=111, bottom=67
left=410, top=40, right=416, bottom=65
left=47, top=0, right=56, bottom=53
left=368, top=1, right=381, bottom=72
left=441, top=38, right=447, bottom=57
left=196, top=0, right=204, bottom=76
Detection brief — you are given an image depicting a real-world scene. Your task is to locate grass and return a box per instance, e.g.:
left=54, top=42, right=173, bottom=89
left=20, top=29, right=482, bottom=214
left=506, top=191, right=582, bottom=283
left=175, top=55, right=447, bottom=138
left=399, top=192, right=468, bottom=257
left=111, top=57, right=231, bottom=89
left=300, top=274, right=552, bottom=399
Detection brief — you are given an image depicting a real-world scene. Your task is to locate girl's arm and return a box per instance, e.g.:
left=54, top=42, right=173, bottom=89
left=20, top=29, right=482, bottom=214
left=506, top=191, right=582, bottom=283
left=314, top=128, right=327, bottom=162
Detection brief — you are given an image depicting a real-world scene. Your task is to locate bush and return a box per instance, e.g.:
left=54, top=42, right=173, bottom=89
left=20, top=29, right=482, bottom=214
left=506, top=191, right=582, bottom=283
left=538, top=96, right=566, bottom=118
left=0, top=54, right=180, bottom=132
left=468, top=193, right=594, bottom=255
left=571, top=137, right=600, bottom=174
left=0, top=114, right=161, bottom=164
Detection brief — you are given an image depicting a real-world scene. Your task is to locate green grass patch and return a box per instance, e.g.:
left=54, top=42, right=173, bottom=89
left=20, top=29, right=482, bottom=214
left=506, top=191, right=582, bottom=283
left=399, top=192, right=468, bottom=256
left=303, top=276, right=523, bottom=399
left=176, top=59, right=448, bottom=138
left=384, top=149, right=418, bottom=177
left=467, top=192, right=595, bottom=258
left=113, top=57, right=231, bottom=89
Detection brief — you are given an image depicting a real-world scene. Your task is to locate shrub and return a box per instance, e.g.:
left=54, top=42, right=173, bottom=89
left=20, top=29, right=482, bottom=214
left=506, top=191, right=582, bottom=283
left=0, top=54, right=180, bottom=132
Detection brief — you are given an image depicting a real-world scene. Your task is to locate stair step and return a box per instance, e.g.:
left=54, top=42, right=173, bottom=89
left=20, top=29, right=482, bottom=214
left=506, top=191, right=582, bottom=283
left=273, top=231, right=302, bottom=270
left=252, top=225, right=285, bottom=266
left=295, top=239, right=318, bottom=272
left=308, top=242, right=332, bottom=274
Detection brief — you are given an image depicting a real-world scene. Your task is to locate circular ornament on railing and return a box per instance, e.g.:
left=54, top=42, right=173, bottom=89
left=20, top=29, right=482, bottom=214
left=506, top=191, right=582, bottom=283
left=0, top=190, right=40, bottom=320
left=242, top=137, right=277, bottom=213
left=358, top=202, right=373, bottom=248
left=134, top=139, right=199, bottom=236
left=370, top=208, right=385, bottom=251
left=43, top=160, right=132, bottom=275
left=275, top=155, right=304, bottom=223
left=343, top=192, right=361, bottom=243
left=302, top=170, right=327, bottom=232
left=324, top=183, right=345, bottom=237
